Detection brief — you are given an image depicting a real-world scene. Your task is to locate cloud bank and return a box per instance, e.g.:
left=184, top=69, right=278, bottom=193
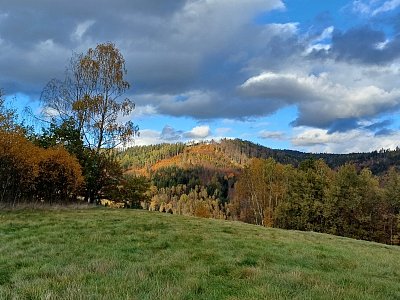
left=1, top=0, right=400, bottom=152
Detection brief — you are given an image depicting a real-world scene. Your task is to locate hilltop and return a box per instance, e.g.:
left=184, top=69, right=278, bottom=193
left=1, top=208, right=399, bottom=299
left=120, top=138, right=400, bottom=176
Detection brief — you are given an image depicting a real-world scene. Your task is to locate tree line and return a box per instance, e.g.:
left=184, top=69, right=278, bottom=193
left=217, top=138, right=400, bottom=175
left=144, top=158, right=400, bottom=245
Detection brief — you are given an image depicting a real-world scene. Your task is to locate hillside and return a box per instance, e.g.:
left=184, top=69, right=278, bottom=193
left=1, top=208, right=399, bottom=299
left=120, top=139, right=400, bottom=176
left=117, top=139, right=400, bottom=246
left=120, top=141, right=242, bottom=177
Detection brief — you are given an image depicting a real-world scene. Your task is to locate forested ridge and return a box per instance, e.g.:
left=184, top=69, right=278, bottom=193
left=119, top=139, right=400, bottom=245
left=121, top=138, right=400, bottom=175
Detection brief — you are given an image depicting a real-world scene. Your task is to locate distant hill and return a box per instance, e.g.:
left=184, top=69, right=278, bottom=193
left=119, top=138, right=400, bottom=175
left=118, top=139, right=400, bottom=246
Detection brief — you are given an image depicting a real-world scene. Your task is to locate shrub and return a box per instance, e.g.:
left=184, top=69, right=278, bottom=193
left=0, top=131, right=39, bottom=203
left=0, top=130, right=83, bottom=203
left=36, top=147, right=84, bottom=203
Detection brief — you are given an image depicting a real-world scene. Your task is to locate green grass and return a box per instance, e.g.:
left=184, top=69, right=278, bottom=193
left=1, top=208, right=400, bottom=299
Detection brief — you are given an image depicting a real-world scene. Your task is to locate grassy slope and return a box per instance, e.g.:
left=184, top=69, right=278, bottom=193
left=1, top=208, right=399, bottom=299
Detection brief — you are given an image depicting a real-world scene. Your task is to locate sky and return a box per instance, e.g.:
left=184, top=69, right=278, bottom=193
left=1, top=0, right=400, bottom=153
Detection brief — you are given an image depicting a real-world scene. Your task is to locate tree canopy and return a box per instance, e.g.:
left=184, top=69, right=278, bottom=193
left=41, top=42, right=138, bottom=153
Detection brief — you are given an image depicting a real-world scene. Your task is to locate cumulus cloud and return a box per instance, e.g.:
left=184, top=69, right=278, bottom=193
left=132, top=129, right=162, bottom=146
left=240, top=71, right=400, bottom=129
left=292, top=127, right=400, bottom=153
left=184, top=125, right=211, bottom=139
left=2, top=0, right=400, bottom=153
left=134, top=89, right=284, bottom=120
left=129, top=105, right=157, bottom=119
left=0, top=0, right=285, bottom=96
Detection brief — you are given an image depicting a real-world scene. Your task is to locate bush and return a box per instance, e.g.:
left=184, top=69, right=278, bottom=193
left=0, top=131, right=83, bottom=204
left=0, top=131, right=39, bottom=202
left=36, top=147, right=84, bottom=203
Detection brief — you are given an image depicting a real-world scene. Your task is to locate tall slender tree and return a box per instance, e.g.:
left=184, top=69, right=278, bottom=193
left=41, top=42, right=138, bottom=152
left=41, top=43, right=139, bottom=202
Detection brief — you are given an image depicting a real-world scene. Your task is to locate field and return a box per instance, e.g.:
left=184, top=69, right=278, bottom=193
left=1, top=208, right=400, bottom=299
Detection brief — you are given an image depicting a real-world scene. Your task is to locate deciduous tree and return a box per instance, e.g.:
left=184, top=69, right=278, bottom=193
left=41, top=42, right=138, bottom=152
left=41, top=43, right=139, bottom=202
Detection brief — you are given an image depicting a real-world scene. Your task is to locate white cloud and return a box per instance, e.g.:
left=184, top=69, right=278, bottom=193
left=184, top=125, right=211, bottom=139
left=133, top=129, right=162, bottom=146
left=240, top=71, right=400, bottom=128
left=314, top=26, right=334, bottom=43
left=71, top=20, right=95, bottom=42
left=372, top=0, right=400, bottom=15
left=292, top=127, right=400, bottom=153
left=351, top=0, right=400, bottom=15
left=305, top=43, right=331, bottom=54
left=263, top=22, right=299, bottom=35
left=375, top=39, right=390, bottom=50
left=130, top=105, right=157, bottom=118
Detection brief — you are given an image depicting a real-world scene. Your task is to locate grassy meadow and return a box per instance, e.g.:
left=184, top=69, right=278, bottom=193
left=1, top=207, right=400, bottom=299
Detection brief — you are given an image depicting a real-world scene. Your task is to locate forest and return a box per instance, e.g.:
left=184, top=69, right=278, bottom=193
left=124, top=147, right=400, bottom=246
left=1, top=42, right=400, bottom=246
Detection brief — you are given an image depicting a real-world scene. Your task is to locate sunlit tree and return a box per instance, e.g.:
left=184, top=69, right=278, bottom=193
left=41, top=43, right=139, bottom=202
left=41, top=42, right=138, bottom=152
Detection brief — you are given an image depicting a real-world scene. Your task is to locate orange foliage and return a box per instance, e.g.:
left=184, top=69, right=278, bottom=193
left=126, top=143, right=242, bottom=179
left=151, top=155, right=182, bottom=172
left=0, top=130, right=83, bottom=203
left=194, top=202, right=212, bottom=218
left=37, top=147, right=84, bottom=202
left=0, top=131, right=40, bottom=200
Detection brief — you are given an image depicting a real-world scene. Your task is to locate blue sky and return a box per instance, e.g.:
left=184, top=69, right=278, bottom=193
left=1, top=0, right=400, bottom=153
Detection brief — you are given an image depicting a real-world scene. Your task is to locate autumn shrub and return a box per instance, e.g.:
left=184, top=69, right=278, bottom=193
left=194, top=202, right=212, bottom=218
left=0, top=131, right=39, bottom=203
left=0, top=130, right=83, bottom=203
left=36, top=147, right=84, bottom=203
